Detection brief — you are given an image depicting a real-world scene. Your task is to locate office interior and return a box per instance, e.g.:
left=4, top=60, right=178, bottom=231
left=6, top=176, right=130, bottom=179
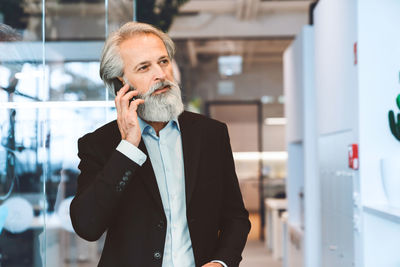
left=0, top=0, right=399, bottom=266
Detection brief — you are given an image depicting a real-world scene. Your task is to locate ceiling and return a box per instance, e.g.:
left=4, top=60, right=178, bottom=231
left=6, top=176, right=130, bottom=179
left=170, top=0, right=312, bottom=65
left=169, top=0, right=312, bottom=38
left=182, top=38, right=293, bottom=67
left=179, top=0, right=312, bottom=20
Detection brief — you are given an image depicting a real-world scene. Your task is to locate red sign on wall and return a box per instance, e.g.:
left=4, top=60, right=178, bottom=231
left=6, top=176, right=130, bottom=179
left=354, top=42, right=358, bottom=65
left=348, top=144, right=359, bottom=170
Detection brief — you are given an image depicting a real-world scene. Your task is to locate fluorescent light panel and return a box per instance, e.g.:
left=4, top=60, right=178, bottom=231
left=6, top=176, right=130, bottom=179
left=233, top=151, right=287, bottom=161
left=265, top=117, right=286, bottom=125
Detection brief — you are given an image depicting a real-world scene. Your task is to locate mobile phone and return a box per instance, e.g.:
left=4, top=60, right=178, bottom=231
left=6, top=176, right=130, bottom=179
left=112, top=78, right=136, bottom=102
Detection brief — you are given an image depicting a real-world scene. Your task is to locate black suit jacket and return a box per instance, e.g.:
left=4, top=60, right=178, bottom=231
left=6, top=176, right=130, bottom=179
left=70, top=111, right=251, bottom=267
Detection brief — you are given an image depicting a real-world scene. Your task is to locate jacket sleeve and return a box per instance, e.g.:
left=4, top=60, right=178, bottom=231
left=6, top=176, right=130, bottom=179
left=213, top=124, right=251, bottom=267
left=70, top=135, right=141, bottom=241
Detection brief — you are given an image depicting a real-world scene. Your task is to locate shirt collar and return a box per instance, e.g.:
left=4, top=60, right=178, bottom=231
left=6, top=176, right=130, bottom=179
left=138, top=116, right=181, bottom=135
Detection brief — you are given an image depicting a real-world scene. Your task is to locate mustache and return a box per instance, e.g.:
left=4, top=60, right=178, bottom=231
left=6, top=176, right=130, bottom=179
left=138, top=80, right=177, bottom=98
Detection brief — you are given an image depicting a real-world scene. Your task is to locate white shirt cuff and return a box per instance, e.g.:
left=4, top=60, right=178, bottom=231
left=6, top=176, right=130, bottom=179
left=116, top=140, right=147, bottom=166
left=211, top=260, right=227, bottom=267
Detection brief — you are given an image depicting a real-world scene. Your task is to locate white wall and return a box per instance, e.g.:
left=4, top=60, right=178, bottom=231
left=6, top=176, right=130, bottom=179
left=314, top=0, right=358, bottom=266
left=314, top=1, right=358, bottom=136
left=358, top=0, right=400, bottom=206
left=284, top=25, right=319, bottom=267
left=284, top=38, right=304, bottom=144
left=357, top=1, right=400, bottom=265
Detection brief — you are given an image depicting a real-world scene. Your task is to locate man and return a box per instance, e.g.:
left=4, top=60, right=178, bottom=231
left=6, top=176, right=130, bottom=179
left=70, top=22, right=250, bottom=267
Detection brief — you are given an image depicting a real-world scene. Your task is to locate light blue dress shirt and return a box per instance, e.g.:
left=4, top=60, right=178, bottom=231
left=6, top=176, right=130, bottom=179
left=116, top=117, right=227, bottom=267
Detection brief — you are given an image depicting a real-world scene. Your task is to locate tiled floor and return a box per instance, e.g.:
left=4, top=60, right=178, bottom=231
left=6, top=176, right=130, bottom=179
left=241, top=240, right=281, bottom=267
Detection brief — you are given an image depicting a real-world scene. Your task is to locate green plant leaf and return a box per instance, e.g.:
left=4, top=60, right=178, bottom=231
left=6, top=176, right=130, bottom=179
left=396, top=94, right=400, bottom=109
left=389, top=110, right=400, bottom=141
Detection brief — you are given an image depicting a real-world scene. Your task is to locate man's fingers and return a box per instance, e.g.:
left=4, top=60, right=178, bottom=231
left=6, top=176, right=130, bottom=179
left=121, top=90, right=140, bottom=106
left=117, top=84, right=132, bottom=101
left=128, top=99, right=145, bottom=111
left=118, top=83, right=130, bottom=95
left=116, top=86, right=140, bottom=112
left=115, top=83, right=129, bottom=111
left=129, top=99, right=145, bottom=112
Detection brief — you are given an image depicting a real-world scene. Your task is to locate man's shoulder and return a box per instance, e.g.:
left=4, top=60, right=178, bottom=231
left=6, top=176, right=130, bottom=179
left=179, top=111, right=226, bottom=131
left=79, top=120, right=120, bottom=146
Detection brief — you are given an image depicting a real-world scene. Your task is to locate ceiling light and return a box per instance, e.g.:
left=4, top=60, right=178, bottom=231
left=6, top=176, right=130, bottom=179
left=233, top=151, right=288, bottom=161
left=218, top=55, right=242, bottom=76
left=265, top=117, right=287, bottom=125
left=261, top=95, right=275, bottom=104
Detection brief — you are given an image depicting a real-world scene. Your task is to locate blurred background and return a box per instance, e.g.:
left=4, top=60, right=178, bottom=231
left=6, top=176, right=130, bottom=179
left=3, top=1, right=399, bottom=267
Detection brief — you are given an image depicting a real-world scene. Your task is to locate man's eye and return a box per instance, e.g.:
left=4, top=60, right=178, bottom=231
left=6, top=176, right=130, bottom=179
left=138, top=65, right=148, bottom=71
left=160, top=59, right=169, bottom=65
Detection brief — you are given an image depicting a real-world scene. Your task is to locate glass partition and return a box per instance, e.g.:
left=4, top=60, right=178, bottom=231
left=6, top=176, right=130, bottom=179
left=42, top=104, right=116, bottom=266
left=0, top=105, right=45, bottom=267
left=0, top=0, right=134, bottom=265
left=0, top=2, right=46, bottom=265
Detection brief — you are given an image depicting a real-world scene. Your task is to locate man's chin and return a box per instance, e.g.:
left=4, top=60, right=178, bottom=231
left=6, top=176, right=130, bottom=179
left=138, top=102, right=184, bottom=123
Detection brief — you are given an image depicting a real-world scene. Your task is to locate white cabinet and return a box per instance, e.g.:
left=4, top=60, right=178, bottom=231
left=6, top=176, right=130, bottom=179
left=284, top=26, right=319, bottom=267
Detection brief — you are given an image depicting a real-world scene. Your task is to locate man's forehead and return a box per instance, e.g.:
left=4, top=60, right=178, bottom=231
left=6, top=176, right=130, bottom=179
left=119, top=33, right=168, bottom=63
left=121, top=33, right=166, bottom=50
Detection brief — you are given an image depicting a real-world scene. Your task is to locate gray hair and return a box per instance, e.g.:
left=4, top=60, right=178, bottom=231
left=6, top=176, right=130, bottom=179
left=99, top=22, right=175, bottom=95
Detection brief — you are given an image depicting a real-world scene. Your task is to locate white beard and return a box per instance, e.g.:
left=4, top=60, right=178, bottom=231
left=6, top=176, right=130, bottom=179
left=136, top=80, right=184, bottom=122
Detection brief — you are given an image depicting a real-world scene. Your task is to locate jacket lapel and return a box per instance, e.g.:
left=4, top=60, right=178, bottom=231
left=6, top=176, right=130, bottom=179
left=124, top=111, right=202, bottom=212
left=179, top=112, right=202, bottom=206
left=137, top=139, right=165, bottom=213
left=108, top=121, right=164, bottom=213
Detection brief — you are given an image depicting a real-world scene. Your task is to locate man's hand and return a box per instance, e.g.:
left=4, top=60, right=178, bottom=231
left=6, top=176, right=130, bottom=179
left=115, top=84, right=145, bottom=147
left=201, top=262, right=223, bottom=267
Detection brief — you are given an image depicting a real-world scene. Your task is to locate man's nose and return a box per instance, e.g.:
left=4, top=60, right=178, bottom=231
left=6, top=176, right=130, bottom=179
left=153, top=65, right=166, bottom=81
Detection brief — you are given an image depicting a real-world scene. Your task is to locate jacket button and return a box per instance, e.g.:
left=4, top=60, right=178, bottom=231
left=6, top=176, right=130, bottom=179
left=157, top=220, right=165, bottom=228
left=153, top=251, right=161, bottom=260
left=119, top=181, right=126, bottom=187
left=125, top=170, right=132, bottom=176
left=122, top=175, right=129, bottom=182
